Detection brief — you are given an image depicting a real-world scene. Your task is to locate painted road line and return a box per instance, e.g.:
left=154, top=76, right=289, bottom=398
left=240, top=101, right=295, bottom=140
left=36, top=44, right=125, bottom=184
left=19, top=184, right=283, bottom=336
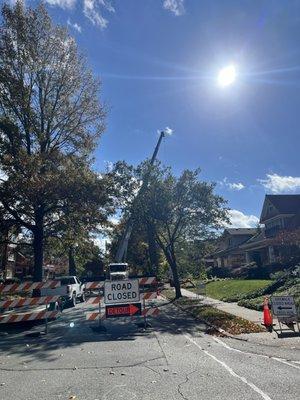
left=184, top=334, right=272, bottom=400
left=213, top=337, right=300, bottom=371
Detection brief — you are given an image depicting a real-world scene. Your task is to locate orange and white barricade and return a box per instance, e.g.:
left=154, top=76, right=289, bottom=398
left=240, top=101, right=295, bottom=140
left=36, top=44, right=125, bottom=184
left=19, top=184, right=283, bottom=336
left=0, top=280, right=60, bottom=294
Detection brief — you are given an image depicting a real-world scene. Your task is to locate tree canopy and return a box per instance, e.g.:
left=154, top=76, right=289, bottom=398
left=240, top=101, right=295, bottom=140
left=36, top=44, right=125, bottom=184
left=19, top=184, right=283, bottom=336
left=109, top=161, right=228, bottom=297
left=0, top=2, right=110, bottom=280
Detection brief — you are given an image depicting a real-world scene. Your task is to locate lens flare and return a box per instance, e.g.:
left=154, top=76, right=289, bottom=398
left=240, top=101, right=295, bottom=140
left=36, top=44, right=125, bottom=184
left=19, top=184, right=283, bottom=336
left=217, top=65, right=237, bottom=87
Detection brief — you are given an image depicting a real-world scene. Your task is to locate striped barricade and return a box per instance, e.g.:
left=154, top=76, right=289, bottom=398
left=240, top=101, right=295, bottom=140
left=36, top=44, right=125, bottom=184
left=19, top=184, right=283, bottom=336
left=85, top=282, right=104, bottom=290
left=0, top=280, right=60, bottom=294
left=142, top=307, right=159, bottom=317
left=0, top=296, right=60, bottom=309
left=85, top=296, right=102, bottom=305
left=139, top=277, right=157, bottom=286
left=0, top=310, right=58, bottom=324
left=85, top=312, right=105, bottom=321
left=140, top=292, right=157, bottom=300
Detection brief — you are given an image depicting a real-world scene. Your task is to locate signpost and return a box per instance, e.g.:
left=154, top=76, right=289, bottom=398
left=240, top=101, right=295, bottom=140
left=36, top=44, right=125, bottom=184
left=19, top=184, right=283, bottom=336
left=271, top=296, right=299, bottom=334
left=105, top=303, right=142, bottom=318
left=104, top=279, right=140, bottom=304
left=85, top=277, right=158, bottom=329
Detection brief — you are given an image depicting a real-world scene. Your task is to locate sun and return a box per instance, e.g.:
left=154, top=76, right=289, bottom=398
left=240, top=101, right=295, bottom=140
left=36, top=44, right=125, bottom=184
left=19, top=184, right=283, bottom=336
left=217, top=65, right=237, bottom=87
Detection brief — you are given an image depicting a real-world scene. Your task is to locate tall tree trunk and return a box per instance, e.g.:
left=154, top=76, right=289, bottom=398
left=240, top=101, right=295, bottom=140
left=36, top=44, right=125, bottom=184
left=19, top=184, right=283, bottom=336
left=33, top=208, right=44, bottom=282
left=68, top=245, right=76, bottom=276
left=33, top=227, right=44, bottom=282
left=1, top=228, right=9, bottom=279
left=147, top=222, right=158, bottom=275
left=166, top=246, right=181, bottom=298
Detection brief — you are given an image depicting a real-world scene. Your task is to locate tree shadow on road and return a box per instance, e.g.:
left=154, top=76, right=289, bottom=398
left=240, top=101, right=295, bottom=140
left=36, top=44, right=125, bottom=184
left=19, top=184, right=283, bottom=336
left=0, top=300, right=206, bottom=366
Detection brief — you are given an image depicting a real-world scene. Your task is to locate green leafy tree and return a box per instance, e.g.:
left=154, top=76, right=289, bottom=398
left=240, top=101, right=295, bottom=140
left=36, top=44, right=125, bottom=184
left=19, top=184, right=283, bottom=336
left=0, top=2, right=106, bottom=281
left=109, top=161, right=228, bottom=297
left=138, top=166, right=228, bottom=298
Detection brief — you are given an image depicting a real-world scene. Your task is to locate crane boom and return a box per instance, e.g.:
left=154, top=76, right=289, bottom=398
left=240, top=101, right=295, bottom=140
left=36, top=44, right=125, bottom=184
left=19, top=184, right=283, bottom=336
left=115, top=131, right=166, bottom=262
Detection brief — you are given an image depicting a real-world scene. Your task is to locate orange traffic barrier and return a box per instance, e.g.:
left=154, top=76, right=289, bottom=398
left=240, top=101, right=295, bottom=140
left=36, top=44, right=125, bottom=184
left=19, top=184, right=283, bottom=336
left=263, top=297, right=273, bottom=332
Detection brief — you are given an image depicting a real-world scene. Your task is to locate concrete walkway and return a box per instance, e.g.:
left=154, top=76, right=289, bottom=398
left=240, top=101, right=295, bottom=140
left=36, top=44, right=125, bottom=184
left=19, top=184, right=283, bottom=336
left=180, top=288, right=264, bottom=325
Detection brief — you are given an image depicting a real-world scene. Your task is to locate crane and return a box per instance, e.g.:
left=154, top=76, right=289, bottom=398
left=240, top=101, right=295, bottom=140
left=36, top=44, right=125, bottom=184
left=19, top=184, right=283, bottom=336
left=114, top=130, right=167, bottom=264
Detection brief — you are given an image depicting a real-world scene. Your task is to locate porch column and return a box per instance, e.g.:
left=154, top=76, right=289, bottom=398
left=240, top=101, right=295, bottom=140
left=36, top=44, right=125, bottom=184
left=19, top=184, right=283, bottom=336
left=268, top=246, right=275, bottom=263
left=245, top=252, right=251, bottom=263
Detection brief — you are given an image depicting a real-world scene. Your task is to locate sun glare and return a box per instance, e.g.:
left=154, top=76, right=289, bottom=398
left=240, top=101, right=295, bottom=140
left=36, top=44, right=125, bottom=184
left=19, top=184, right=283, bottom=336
left=217, top=65, right=237, bottom=87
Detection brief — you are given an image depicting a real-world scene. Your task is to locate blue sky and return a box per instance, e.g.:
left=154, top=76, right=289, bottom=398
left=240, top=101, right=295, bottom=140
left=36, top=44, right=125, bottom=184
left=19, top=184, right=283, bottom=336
left=9, top=0, right=300, bottom=227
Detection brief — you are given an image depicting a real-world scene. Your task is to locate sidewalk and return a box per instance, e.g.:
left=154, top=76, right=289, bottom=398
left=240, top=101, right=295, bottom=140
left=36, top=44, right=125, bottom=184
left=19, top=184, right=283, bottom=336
left=179, top=288, right=300, bottom=344
left=180, top=288, right=264, bottom=325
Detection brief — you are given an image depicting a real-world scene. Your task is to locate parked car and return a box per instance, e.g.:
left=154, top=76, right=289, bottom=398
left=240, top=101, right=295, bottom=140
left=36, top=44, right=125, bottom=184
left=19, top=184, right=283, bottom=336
left=33, top=276, right=86, bottom=308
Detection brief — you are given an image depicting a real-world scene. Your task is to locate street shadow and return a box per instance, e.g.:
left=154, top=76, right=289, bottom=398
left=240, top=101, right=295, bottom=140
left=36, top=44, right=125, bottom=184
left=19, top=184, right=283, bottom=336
left=0, top=300, right=206, bottom=365
left=274, top=330, right=300, bottom=339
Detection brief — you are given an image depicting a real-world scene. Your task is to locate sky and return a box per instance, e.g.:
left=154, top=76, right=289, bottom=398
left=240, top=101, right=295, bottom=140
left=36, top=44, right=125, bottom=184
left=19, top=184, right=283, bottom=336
left=6, top=0, right=300, bottom=227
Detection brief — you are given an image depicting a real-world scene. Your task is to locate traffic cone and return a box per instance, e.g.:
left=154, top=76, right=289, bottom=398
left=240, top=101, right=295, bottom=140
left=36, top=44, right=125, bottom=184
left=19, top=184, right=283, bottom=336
left=263, top=297, right=273, bottom=332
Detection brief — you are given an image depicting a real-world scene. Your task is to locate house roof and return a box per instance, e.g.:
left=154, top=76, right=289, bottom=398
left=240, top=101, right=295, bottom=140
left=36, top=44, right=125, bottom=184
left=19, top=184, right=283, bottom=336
left=266, top=194, right=300, bottom=214
left=225, top=228, right=257, bottom=236
left=260, top=194, right=300, bottom=223
left=208, top=228, right=257, bottom=257
left=239, top=228, right=270, bottom=250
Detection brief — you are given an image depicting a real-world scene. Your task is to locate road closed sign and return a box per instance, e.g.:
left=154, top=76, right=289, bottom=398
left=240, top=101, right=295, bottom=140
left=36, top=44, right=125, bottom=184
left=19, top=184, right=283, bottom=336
left=271, top=296, right=297, bottom=320
left=104, top=279, right=140, bottom=304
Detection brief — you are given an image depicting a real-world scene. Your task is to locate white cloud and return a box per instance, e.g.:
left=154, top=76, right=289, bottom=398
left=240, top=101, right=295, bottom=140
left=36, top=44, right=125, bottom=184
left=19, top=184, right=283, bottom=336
left=219, top=177, right=245, bottom=191
left=258, top=173, right=300, bottom=194
left=228, top=182, right=245, bottom=191
left=164, top=126, right=173, bottom=135
left=45, top=0, right=76, bottom=9
left=163, top=0, right=185, bottom=16
left=44, top=0, right=114, bottom=29
left=67, top=18, right=82, bottom=33
left=158, top=126, right=173, bottom=136
left=226, top=209, right=259, bottom=228
left=83, top=0, right=115, bottom=29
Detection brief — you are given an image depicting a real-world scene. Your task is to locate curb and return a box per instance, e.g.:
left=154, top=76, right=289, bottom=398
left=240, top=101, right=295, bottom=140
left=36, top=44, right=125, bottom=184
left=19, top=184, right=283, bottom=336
left=161, top=294, right=249, bottom=342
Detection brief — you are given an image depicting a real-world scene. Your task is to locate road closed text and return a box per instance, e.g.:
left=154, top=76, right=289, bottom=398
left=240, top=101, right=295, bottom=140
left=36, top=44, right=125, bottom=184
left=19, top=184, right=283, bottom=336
left=104, top=279, right=140, bottom=304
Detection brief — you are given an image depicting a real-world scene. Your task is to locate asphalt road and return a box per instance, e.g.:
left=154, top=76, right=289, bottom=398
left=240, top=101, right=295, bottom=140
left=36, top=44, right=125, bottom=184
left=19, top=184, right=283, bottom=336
left=0, top=299, right=299, bottom=400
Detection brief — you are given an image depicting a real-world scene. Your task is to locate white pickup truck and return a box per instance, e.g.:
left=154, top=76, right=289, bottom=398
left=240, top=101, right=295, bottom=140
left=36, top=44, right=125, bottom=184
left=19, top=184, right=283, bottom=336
left=39, top=276, right=86, bottom=307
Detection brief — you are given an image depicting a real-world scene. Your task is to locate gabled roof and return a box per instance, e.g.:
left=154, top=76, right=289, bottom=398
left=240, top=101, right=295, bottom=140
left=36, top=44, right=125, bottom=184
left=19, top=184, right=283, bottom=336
left=239, top=228, right=267, bottom=249
left=225, top=228, right=257, bottom=236
left=260, top=194, right=300, bottom=223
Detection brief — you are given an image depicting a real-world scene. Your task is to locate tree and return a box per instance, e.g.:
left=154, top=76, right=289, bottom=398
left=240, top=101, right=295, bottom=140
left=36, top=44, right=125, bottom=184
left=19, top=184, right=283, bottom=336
left=107, top=160, right=162, bottom=274
left=138, top=166, right=228, bottom=298
left=44, top=161, right=114, bottom=275
left=0, top=2, right=106, bottom=280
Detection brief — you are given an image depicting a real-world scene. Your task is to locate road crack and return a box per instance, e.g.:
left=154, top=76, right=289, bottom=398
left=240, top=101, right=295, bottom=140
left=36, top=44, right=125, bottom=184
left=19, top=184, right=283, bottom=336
left=0, top=356, right=165, bottom=372
left=177, top=369, right=198, bottom=400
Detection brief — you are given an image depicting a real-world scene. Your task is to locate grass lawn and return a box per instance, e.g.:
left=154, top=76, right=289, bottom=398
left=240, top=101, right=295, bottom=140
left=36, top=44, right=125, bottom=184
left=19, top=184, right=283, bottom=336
left=190, top=279, right=272, bottom=302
